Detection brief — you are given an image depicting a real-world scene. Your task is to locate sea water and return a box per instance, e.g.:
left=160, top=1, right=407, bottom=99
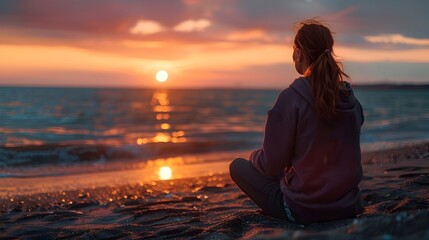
left=0, top=86, right=428, bottom=169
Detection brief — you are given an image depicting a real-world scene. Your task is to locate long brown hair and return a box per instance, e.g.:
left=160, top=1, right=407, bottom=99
left=294, top=20, right=349, bottom=121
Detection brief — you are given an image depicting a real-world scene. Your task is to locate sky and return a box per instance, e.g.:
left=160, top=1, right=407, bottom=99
left=1, top=0, right=429, bottom=89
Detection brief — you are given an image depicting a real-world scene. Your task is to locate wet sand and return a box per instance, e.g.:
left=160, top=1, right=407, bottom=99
left=1, top=142, right=429, bottom=239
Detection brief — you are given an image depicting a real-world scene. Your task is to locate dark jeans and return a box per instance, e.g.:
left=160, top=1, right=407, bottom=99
left=229, top=158, right=291, bottom=220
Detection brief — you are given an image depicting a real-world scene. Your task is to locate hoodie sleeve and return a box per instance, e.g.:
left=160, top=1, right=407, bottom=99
left=250, top=89, right=298, bottom=179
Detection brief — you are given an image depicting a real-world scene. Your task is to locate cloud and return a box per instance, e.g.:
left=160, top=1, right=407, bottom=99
left=0, top=44, right=135, bottom=71
left=336, top=46, right=429, bottom=63
left=0, top=69, right=139, bottom=87
left=364, top=34, right=429, bottom=46
left=1, top=0, right=428, bottom=48
left=226, top=30, right=271, bottom=41
left=174, top=19, right=211, bottom=32
left=347, top=0, right=429, bottom=38
left=0, top=0, right=186, bottom=35
left=130, top=20, right=165, bottom=35
left=210, top=0, right=355, bottom=32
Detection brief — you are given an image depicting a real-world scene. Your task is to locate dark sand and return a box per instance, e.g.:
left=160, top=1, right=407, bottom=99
left=1, top=143, right=429, bottom=239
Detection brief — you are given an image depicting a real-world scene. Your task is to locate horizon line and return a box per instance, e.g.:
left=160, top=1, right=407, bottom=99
left=2, top=82, right=429, bottom=91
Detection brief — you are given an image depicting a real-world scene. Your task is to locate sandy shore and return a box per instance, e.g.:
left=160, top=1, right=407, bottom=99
left=1, top=142, right=429, bottom=239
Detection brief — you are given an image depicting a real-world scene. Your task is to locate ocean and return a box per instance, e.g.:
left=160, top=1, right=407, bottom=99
left=1, top=86, right=429, bottom=172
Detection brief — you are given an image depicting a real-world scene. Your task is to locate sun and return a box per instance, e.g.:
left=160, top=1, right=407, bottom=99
left=158, top=166, right=172, bottom=180
left=156, top=70, right=169, bottom=82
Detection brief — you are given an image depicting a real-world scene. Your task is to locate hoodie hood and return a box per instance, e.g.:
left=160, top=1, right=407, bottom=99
left=290, top=77, right=357, bottom=112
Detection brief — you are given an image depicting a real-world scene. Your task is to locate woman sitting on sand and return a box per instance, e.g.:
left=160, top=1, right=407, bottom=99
left=230, top=20, right=364, bottom=224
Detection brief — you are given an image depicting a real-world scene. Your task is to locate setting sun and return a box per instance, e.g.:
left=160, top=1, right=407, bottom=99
left=158, top=166, right=173, bottom=180
left=156, top=70, right=168, bottom=82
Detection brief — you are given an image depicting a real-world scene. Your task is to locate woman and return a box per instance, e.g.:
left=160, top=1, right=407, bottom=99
left=229, top=20, right=364, bottom=224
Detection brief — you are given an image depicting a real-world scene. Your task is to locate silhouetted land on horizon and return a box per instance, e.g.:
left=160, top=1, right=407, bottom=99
left=354, top=84, right=429, bottom=90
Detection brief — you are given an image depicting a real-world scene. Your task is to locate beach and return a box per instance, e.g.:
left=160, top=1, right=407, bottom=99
left=2, top=0, right=429, bottom=238
left=1, top=142, right=429, bottom=239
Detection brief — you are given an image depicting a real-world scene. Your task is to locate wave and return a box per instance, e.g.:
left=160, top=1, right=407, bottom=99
left=0, top=140, right=256, bottom=168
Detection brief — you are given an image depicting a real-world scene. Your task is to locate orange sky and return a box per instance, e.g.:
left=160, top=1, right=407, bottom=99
left=1, top=0, right=429, bottom=88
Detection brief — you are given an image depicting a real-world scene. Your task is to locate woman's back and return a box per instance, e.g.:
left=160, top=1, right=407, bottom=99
left=279, top=77, right=364, bottom=223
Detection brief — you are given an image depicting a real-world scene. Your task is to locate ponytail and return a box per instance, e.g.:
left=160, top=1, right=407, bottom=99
left=295, top=21, right=349, bottom=121
left=309, top=50, right=349, bottom=121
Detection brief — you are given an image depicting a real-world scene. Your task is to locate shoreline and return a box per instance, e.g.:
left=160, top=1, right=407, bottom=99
left=1, top=140, right=428, bottom=197
left=1, top=142, right=429, bottom=239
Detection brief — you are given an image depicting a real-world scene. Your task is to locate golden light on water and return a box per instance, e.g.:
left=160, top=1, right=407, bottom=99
left=156, top=113, right=170, bottom=120
left=136, top=133, right=186, bottom=145
left=153, top=105, right=172, bottom=112
left=136, top=138, right=148, bottom=145
left=159, top=166, right=173, bottom=180
left=172, top=131, right=185, bottom=137
left=153, top=92, right=169, bottom=106
left=155, top=70, right=168, bottom=82
left=153, top=132, right=171, bottom=143
left=136, top=90, right=186, bottom=145
left=171, top=137, right=187, bottom=143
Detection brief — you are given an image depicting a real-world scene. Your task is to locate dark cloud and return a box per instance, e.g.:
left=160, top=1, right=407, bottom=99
left=0, top=0, right=428, bottom=49
left=209, top=0, right=429, bottom=37
left=206, top=0, right=429, bottom=48
left=348, top=0, right=429, bottom=38
left=0, top=0, right=187, bottom=35
left=211, top=0, right=352, bottom=30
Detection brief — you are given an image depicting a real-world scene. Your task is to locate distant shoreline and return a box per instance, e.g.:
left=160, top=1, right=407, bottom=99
left=353, top=84, right=429, bottom=90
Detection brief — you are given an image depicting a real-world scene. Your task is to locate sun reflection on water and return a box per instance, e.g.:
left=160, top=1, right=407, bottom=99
left=152, top=133, right=171, bottom=143
left=158, top=166, right=173, bottom=180
left=136, top=90, right=187, bottom=145
left=156, top=113, right=170, bottom=120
